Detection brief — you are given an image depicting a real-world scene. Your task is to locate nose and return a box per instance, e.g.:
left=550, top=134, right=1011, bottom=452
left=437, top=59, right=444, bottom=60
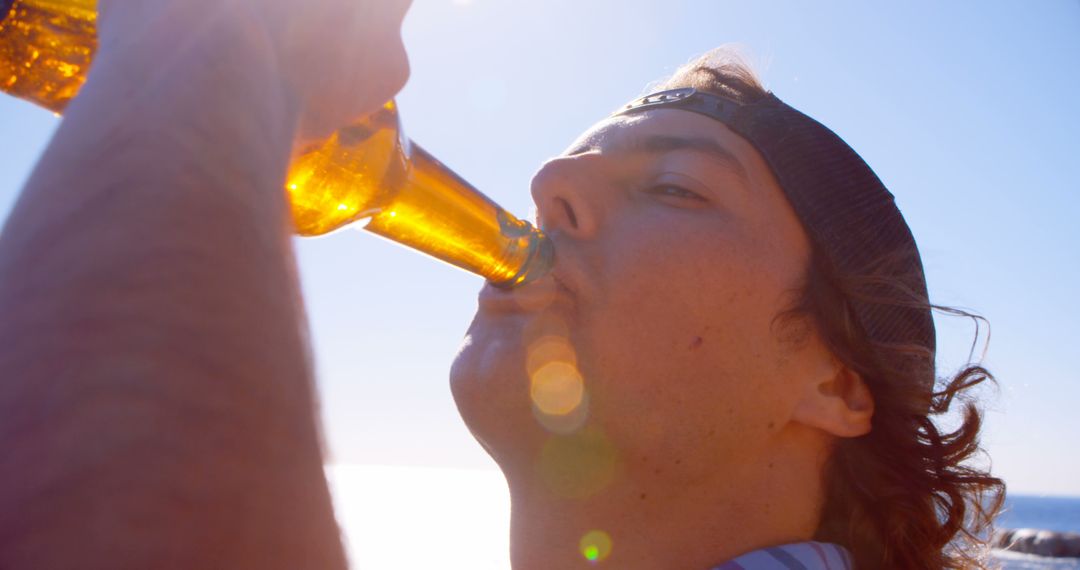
left=530, top=155, right=600, bottom=239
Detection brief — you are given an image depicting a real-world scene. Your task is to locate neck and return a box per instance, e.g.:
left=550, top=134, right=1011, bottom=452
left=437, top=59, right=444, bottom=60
left=505, top=426, right=830, bottom=570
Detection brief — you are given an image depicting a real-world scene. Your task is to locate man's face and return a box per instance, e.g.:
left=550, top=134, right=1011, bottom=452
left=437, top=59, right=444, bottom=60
left=451, top=108, right=832, bottom=491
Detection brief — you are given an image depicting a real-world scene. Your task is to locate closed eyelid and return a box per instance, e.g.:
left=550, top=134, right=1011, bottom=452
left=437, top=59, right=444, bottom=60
left=543, top=155, right=725, bottom=203
left=655, top=171, right=712, bottom=190
left=569, top=138, right=748, bottom=192
left=646, top=170, right=733, bottom=206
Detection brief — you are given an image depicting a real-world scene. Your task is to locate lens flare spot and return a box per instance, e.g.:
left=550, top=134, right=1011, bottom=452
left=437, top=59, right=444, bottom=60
left=533, top=390, right=589, bottom=435
left=539, top=427, right=619, bottom=499
left=527, top=334, right=577, bottom=377
left=580, top=530, right=613, bottom=563
left=337, top=203, right=349, bottom=211
left=530, top=361, right=584, bottom=416
left=523, top=316, right=586, bottom=433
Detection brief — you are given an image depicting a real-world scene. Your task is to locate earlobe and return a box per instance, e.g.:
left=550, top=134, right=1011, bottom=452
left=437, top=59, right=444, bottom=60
left=792, top=361, right=874, bottom=438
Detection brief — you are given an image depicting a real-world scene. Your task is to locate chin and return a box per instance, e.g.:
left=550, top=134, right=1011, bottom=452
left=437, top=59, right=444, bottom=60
left=450, top=324, right=543, bottom=466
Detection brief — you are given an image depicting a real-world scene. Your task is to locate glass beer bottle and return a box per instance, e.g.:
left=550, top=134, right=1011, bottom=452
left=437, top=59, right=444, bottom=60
left=0, top=0, right=553, bottom=287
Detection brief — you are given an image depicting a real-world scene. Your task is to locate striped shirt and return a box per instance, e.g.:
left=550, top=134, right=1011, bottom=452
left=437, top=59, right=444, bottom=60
left=710, top=541, right=853, bottom=570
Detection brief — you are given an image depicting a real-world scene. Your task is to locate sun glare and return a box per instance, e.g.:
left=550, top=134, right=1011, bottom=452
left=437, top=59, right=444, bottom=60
left=327, top=465, right=511, bottom=570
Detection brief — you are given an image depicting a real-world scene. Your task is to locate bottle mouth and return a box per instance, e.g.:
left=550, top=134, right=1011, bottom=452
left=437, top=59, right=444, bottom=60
left=492, top=231, right=554, bottom=289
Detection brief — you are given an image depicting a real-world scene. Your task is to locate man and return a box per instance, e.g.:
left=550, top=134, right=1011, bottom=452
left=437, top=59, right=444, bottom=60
left=450, top=49, right=1004, bottom=569
left=0, top=2, right=1000, bottom=568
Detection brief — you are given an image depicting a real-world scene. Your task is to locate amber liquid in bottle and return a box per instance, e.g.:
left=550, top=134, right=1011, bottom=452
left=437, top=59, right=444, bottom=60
left=287, top=101, right=552, bottom=286
left=0, top=0, right=96, bottom=112
left=0, top=0, right=552, bottom=287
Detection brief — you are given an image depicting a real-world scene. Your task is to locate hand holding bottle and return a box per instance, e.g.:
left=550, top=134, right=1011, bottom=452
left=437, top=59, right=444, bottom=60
left=0, top=1, right=414, bottom=567
left=92, top=0, right=413, bottom=143
left=3, top=0, right=551, bottom=286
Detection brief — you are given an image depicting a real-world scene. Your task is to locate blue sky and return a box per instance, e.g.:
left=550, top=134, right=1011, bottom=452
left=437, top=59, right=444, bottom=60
left=1, top=0, right=1078, bottom=496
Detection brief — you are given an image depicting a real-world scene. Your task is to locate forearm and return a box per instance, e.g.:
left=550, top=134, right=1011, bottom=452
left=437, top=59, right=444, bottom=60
left=0, top=20, right=344, bottom=570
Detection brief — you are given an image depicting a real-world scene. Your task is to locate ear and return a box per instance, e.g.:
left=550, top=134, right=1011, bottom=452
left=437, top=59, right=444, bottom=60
left=791, top=356, right=874, bottom=438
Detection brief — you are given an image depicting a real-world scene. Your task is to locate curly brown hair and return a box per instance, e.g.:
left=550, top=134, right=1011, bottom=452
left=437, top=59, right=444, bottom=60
left=654, top=47, right=1006, bottom=569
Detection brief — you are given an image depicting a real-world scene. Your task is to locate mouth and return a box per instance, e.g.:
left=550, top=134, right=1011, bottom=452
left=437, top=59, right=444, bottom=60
left=478, top=271, right=575, bottom=315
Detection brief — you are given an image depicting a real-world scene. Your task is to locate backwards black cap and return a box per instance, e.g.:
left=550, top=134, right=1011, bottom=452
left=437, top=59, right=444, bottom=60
left=615, top=88, right=936, bottom=388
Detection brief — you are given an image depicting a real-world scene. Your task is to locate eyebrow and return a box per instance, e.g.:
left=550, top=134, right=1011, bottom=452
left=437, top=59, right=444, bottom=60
left=568, top=135, right=750, bottom=184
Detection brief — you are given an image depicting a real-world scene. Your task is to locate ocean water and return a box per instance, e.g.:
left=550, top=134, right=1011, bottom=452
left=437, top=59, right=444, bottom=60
left=998, top=495, right=1080, bottom=534
left=992, top=495, right=1080, bottom=570
left=995, top=551, right=1080, bottom=570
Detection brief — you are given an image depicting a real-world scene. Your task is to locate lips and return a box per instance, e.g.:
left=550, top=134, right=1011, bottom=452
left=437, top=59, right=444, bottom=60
left=478, top=272, right=574, bottom=314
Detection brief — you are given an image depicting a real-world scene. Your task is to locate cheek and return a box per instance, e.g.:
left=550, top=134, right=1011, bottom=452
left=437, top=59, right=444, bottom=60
left=587, top=226, right=775, bottom=362
left=572, top=229, right=800, bottom=460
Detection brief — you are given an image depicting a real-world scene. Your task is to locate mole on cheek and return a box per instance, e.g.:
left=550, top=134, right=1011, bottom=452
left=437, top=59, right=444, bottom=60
left=688, top=336, right=704, bottom=351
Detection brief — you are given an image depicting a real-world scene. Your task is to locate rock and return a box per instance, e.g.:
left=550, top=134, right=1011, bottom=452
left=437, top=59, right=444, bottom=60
left=994, top=528, right=1080, bottom=558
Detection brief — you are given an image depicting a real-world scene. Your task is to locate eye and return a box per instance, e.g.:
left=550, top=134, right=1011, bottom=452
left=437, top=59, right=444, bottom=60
left=647, top=184, right=706, bottom=202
